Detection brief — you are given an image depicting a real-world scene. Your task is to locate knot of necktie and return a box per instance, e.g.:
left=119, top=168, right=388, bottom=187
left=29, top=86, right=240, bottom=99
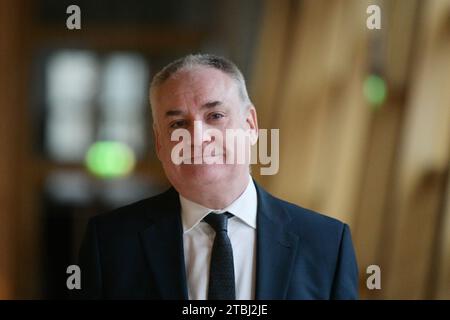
left=203, top=212, right=233, bottom=232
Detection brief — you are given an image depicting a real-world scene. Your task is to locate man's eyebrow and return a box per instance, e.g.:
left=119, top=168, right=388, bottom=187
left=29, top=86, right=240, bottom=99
left=202, top=101, right=223, bottom=109
left=165, top=109, right=184, bottom=117
left=164, top=101, right=223, bottom=117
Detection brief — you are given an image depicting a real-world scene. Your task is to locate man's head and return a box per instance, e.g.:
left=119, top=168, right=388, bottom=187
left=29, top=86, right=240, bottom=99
left=149, top=54, right=258, bottom=199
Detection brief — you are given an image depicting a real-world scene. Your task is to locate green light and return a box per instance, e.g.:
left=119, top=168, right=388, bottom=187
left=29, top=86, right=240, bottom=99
left=364, top=74, right=387, bottom=108
left=85, top=141, right=136, bottom=178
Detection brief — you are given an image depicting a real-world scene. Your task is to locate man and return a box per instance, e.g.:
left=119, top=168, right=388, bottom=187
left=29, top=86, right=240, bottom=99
left=77, top=54, right=359, bottom=299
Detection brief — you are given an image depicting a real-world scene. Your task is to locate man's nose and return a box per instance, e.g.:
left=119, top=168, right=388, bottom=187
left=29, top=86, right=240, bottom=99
left=191, top=120, right=213, bottom=145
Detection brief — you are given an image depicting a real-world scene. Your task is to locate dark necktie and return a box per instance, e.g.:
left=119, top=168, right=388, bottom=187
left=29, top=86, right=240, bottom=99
left=203, top=212, right=235, bottom=300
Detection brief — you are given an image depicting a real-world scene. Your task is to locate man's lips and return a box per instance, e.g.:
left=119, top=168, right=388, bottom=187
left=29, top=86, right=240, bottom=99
left=183, top=153, right=224, bottom=162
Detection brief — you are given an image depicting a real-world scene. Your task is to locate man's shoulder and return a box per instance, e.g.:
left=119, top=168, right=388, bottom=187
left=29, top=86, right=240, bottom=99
left=88, top=187, right=177, bottom=233
left=261, top=187, right=348, bottom=240
left=263, top=191, right=352, bottom=259
left=278, top=195, right=344, bottom=227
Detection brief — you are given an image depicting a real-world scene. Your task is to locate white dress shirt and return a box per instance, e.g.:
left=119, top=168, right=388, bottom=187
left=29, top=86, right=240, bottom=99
left=179, top=176, right=257, bottom=300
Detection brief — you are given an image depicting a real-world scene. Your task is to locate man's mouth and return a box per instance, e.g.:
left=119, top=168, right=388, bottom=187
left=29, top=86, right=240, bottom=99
left=183, top=153, right=224, bottom=163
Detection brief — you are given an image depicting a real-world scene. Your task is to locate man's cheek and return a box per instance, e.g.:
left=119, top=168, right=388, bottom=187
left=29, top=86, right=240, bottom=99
left=164, top=141, right=184, bottom=165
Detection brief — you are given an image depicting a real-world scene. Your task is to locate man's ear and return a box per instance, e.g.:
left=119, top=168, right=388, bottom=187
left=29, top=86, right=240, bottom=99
left=246, top=105, right=259, bottom=145
left=153, top=123, right=162, bottom=161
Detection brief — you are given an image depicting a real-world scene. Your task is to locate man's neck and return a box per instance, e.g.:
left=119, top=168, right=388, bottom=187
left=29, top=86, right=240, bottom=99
left=179, top=174, right=250, bottom=210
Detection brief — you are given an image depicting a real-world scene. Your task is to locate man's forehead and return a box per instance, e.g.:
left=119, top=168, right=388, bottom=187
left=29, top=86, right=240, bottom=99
left=156, top=67, right=237, bottom=107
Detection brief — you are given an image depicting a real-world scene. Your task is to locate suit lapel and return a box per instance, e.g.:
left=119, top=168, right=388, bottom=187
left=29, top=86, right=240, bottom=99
left=139, top=188, right=188, bottom=299
left=254, top=182, right=300, bottom=299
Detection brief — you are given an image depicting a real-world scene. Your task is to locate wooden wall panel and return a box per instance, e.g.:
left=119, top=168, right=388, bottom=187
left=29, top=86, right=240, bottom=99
left=0, top=0, right=28, bottom=299
left=383, top=0, right=450, bottom=298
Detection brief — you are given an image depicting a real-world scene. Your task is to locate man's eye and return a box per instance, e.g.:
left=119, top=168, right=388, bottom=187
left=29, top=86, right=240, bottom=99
left=170, top=120, right=187, bottom=129
left=209, top=113, right=224, bottom=121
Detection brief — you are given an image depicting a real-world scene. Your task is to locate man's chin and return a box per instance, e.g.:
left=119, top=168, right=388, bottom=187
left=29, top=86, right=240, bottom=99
left=177, top=163, right=230, bottom=183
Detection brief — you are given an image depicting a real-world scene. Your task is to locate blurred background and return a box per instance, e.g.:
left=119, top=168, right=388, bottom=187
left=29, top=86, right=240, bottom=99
left=0, top=0, right=448, bottom=299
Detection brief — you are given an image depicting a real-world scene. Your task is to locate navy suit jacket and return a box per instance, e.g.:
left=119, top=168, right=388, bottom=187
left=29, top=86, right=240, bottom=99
left=77, top=181, right=359, bottom=299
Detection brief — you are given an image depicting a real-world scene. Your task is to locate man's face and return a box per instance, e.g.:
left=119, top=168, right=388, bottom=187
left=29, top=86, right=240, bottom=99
left=152, top=66, right=258, bottom=193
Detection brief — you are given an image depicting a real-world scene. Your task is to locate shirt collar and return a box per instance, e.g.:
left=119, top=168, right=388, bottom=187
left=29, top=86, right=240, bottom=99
left=179, top=176, right=257, bottom=233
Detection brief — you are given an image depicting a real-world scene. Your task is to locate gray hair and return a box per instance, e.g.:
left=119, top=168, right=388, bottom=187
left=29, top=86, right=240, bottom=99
left=149, top=53, right=252, bottom=123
